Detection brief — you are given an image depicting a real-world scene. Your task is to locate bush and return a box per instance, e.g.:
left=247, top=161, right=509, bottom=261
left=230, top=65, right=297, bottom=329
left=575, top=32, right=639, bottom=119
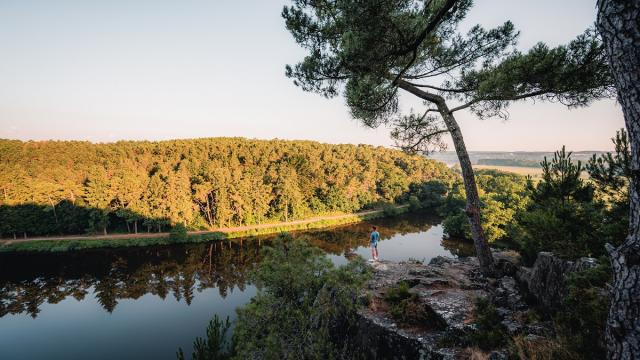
left=382, top=203, right=401, bottom=217
left=553, top=260, right=611, bottom=359
left=232, top=235, right=370, bottom=359
left=408, top=195, right=422, bottom=212
left=169, top=223, right=188, bottom=242
left=439, top=170, right=529, bottom=243
left=384, top=281, right=442, bottom=327
left=470, top=298, right=508, bottom=351
left=177, top=315, right=233, bottom=360
left=384, top=281, right=415, bottom=322
left=512, top=148, right=608, bottom=264
left=404, top=180, right=448, bottom=209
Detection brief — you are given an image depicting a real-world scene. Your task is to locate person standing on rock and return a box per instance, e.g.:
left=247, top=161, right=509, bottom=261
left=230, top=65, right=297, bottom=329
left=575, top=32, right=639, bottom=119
left=370, top=226, right=380, bottom=261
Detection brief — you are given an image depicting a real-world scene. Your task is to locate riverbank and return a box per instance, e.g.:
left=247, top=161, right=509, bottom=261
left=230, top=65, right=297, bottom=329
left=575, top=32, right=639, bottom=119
left=0, top=205, right=408, bottom=253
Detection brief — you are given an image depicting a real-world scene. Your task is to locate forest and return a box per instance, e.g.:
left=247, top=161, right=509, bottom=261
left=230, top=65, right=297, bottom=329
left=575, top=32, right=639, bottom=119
left=0, top=138, right=454, bottom=238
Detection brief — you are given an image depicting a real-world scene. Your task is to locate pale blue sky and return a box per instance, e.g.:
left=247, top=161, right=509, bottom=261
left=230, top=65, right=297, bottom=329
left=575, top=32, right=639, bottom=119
left=0, top=0, right=624, bottom=151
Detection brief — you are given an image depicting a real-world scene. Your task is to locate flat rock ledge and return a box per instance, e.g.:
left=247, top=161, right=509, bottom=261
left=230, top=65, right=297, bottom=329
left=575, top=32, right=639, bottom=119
left=354, top=252, right=540, bottom=360
left=355, top=256, right=488, bottom=360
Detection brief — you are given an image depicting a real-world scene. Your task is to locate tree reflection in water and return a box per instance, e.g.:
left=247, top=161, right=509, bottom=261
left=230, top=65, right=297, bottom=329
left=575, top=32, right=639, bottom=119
left=0, top=241, right=262, bottom=318
left=0, top=212, right=473, bottom=318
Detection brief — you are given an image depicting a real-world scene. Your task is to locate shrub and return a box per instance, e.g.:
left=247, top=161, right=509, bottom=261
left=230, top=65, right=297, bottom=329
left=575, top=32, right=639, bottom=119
left=408, top=195, right=422, bottom=211
left=439, top=170, right=529, bottom=243
left=384, top=281, right=444, bottom=328
left=470, top=298, right=508, bottom=351
left=232, top=235, right=370, bottom=359
left=169, top=223, right=188, bottom=242
left=553, top=259, right=611, bottom=359
left=177, top=315, right=233, bottom=360
left=382, top=203, right=401, bottom=217
left=384, top=281, right=415, bottom=322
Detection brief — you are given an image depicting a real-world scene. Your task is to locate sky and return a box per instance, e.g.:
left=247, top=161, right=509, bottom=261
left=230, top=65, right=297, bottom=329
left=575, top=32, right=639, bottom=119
left=0, top=0, right=625, bottom=151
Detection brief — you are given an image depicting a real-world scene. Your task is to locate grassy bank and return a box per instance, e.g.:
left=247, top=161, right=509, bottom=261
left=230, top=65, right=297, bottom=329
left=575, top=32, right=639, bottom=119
left=0, top=206, right=407, bottom=253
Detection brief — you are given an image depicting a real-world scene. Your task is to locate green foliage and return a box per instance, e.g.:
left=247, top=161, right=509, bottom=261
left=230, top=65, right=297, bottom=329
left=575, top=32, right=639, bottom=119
left=513, top=148, right=606, bottom=264
left=440, top=170, right=529, bottom=243
left=177, top=315, right=234, bottom=360
left=232, top=235, right=370, bottom=359
left=405, top=180, right=449, bottom=210
left=169, top=223, right=188, bottom=243
left=382, top=203, right=402, bottom=217
left=384, top=281, right=414, bottom=321
left=534, top=147, right=593, bottom=203
left=408, top=195, right=422, bottom=211
left=586, top=129, right=631, bottom=246
left=516, top=200, right=603, bottom=264
left=0, top=138, right=454, bottom=239
left=470, top=298, right=508, bottom=351
left=283, top=0, right=612, bottom=151
left=553, top=260, right=611, bottom=359
left=383, top=281, right=441, bottom=326
left=457, top=29, right=614, bottom=119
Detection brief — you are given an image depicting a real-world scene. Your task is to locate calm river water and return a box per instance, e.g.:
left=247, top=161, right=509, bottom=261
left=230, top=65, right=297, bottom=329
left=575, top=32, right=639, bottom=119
left=0, top=212, right=473, bottom=360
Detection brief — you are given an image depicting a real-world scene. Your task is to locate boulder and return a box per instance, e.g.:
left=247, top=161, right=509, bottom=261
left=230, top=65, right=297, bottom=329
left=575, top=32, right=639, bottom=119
left=356, top=258, right=489, bottom=359
left=517, top=252, right=597, bottom=312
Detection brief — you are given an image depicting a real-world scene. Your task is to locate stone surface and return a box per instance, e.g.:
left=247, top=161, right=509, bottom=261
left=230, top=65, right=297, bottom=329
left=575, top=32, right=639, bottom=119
left=356, top=257, right=489, bottom=359
left=353, top=252, right=563, bottom=359
left=517, top=252, right=597, bottom=312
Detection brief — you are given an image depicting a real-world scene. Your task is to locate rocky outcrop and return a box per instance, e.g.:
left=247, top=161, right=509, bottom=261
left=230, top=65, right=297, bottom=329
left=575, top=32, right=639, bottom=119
left=355, top=257, right=489, bottom=359
left=350, top=251, right=597, bottom=359
left=517, top=252, right=597, bottom=312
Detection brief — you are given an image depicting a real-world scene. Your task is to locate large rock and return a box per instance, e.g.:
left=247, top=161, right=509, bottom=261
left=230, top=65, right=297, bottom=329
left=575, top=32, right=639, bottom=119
left=355, top=257, right=489, bottom=359
left=517, top=252, right=597, bottom=312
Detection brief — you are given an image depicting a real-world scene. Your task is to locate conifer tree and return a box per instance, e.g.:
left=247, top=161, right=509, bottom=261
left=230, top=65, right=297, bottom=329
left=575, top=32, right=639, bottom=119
left=282, top=0, right=614, bottom=273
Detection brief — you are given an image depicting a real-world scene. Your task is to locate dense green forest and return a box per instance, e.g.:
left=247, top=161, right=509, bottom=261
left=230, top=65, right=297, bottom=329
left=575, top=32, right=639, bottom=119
left=439, top=133, right=630, bottom=263
left=0, top=138, right=454, bottom=238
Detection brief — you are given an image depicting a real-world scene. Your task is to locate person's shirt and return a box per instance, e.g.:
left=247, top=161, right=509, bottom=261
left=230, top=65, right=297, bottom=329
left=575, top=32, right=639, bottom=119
left=370, top=231, right=380, bottom=244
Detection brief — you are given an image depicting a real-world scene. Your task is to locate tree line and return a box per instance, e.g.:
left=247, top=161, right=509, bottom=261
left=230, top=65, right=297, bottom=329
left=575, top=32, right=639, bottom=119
left=434, top=130, right=630, bottom=265
left=0, top=138, right=454, bottom=238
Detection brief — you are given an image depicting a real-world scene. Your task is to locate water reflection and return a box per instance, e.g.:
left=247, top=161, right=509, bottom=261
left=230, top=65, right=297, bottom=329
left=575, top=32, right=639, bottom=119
left=0, top=242, right=261, bottom=318
left=0, top=212, right=473, bottom=318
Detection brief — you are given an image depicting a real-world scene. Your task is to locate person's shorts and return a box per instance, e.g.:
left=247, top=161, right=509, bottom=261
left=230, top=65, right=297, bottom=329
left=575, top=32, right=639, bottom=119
left=370, top=242, right=378, bottom=248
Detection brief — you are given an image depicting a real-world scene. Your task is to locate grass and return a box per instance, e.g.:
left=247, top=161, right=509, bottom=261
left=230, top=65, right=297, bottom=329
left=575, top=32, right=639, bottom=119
left=0, top=206, right=407, bottom=253
left=383, top=280, right=445, bottom=328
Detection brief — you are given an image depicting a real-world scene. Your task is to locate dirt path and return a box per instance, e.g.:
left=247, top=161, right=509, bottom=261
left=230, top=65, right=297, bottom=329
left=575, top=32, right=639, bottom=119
left=0, top=206, right=404, bottom=245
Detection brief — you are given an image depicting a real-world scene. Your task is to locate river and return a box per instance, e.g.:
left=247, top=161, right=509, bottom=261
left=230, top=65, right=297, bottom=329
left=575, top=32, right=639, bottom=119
left=0, top=212, right=473, bottom=360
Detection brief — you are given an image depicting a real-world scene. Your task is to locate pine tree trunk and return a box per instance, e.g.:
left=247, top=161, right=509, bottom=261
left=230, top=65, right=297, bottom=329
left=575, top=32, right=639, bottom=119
left=597, top=1, right=640, bottom=358
left=134, top=220, right=138, bottom=234
left=394, top=79, right=495, bottom=274
left=438, top=103, right=495, bottom=274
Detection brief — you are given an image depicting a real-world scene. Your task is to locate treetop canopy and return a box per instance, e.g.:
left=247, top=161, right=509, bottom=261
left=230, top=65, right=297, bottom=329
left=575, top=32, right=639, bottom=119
left=283, top=0, right=615, bottom=126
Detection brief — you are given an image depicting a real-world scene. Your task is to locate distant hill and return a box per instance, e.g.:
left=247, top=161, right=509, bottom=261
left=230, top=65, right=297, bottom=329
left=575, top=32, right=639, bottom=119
left=427, top=151, right=606, bottom=168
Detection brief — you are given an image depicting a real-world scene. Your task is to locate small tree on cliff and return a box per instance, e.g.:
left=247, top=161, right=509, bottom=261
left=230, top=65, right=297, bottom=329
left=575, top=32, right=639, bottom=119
left=596, top=0, right=640, bottom=358
left=282, top=0, right=614, bottom=274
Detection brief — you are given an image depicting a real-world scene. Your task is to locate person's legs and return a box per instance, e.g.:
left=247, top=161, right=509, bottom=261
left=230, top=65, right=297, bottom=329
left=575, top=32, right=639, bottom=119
left=371, top=245, right=375, bottom=260
left=374, top=245, right=379, bottom=260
